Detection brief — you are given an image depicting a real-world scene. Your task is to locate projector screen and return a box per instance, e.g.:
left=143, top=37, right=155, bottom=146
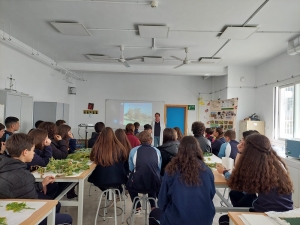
left=105, top=100, right=165, bottom=129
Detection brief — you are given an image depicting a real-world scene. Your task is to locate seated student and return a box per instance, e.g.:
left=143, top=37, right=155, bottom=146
left=27, top=129, right=52, bottom=170
left=205, top=127, right=215, bottom=143
left=144, top=124, right=152, bottom=134
left=173, top=127, right=183, bottom=142
left=57, top=124, right=76, bottom=154
left=149, top=136, right=215, bottom=225
left=115, top=128, right=132, bottom=175
left=218, top=134, right=293, bottom=225
left=157, top=128, right=179, bottom=176
left=35, top=120, right=44, bottom=128
left=134, top=122, right=140, bottom=135
left=88, top=127, right=128, bottom=193
left=55, top=119, right=66, bottom=127
left=191, top=121, right=211, bottom=153
left=211, top=127, right=225, bottom=155
left=0, top=123, right=5, bottom=154
left=88, top=122, right=105, bottom=148
left=38, top=122, right=68, bottom=159
left=0, top=133, right=72, bottom=225
left=126, top=123, right=141, bottom=148
left=217, top=130, right=259, bottom=209
left=127, top=131, right=161, bottom=214
left=0, top=116, right=20, bottom=143
left=218, top=130, right=239, bottom=161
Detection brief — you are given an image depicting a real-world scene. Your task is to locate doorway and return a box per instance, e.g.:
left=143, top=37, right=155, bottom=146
left=164, top=105, right=188, bottom=135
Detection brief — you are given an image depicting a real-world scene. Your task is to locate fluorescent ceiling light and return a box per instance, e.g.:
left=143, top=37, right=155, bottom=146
left=51, top=22, right=91, bottom=36
left=219, top=27, right=258, bottom=40
left=86, top=54, right=116, bottom=62
left=138, top=25, right=169, bottom=38
left=144, top=57, right=164, bottom=64
left=200, top=58, right=222, bottom=64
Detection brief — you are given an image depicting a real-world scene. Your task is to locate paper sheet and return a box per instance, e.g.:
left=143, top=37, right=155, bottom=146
left=240, top=214, right=280, bottom=225
left=0, top=201, right=46, bottom=225
left=204, top=154, right=222, bottom=164
left=222, top=157, right=234, bottom=170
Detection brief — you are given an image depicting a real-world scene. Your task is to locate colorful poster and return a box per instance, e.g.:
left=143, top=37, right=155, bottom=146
left=209, top=98, right=238, bottom=131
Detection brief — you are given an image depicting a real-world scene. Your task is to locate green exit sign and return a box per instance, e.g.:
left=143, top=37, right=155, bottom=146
left=188, top=105, right=195, bottom=110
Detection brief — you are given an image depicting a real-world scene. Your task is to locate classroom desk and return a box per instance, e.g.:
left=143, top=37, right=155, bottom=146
left=207, top=155, right=250, bottom=213
left=228, top=212, right=265, bottom=225
left=35, top=163, right=96, bottom=225
left=0, top=199, right=58, bottom=225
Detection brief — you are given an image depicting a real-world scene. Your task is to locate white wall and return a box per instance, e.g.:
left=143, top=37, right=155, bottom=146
left=74, top=73, right=212, bottom=138
left=255, top=52, right=300, bottom=144
left=227, top=66, right=256, bottom=139
left=211, top=75, right=228, bottom=100
left=0, top=42, right=75, bottom=130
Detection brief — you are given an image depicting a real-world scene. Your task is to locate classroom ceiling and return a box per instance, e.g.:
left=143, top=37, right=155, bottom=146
left=0, top=0, right=300, bottom=76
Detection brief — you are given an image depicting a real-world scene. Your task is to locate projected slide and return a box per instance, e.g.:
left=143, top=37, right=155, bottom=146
left=122, top=103, right=152, bottom=125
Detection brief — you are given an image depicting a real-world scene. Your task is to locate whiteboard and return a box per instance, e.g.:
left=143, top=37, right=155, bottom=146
left=105, top=99, right=165, bottom=129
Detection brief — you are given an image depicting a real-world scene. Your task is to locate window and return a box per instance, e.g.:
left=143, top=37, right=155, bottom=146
left=275, top=83, right=300, bottom=139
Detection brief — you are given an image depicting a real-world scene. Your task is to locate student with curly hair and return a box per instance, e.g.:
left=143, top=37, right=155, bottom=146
left=149, top=136, right=215, bottom=225
left=218, top=134, right=293, bottom=225
left=191, top=121, right=211, bottom=153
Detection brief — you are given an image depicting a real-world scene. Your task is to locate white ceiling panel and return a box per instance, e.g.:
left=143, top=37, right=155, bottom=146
left=0, top=0, right=300, bottom=75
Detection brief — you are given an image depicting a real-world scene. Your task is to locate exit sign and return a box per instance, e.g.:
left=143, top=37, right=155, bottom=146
left=188, top=105, right=195, bottom=110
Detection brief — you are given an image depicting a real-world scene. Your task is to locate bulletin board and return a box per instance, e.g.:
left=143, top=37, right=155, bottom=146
left=199, top=98, right=238, bottom=131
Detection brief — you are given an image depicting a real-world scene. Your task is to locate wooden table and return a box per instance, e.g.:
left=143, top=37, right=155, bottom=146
left=228, top=212, right=265, bottom=225
left=35, top=163, right=96, bottom=225
left=0, top=199, right=57, bottom=225
left=207, top=155, right=250, bottom=213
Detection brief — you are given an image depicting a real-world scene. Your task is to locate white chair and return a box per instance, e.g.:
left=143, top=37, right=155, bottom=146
left=130, top=193, right=158, bottom=225
left=94, top=187, right=126, bottom=225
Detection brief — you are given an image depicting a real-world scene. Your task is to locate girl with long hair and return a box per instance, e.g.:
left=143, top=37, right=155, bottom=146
left=157, top=128, right=179, bottom=176
left=173, top=127, right=183, bottom=141
left=57, top=124, right=76, bottom=154
left=0, top=123, right=5, bottom=154
left=115, top=128, right=131, bottom=174
left=88, top=127, right=128, bottom=191
left=219, top=134, right=293, bottom=225
left=150, top=136, right=215, bottom=225
left=38, top=122, right=68, bottom=159
left=27, top=128, right=52, bottom=170
left=211, top=126, right=225, bottom=155
left=125, top=123, right=140, bottom=148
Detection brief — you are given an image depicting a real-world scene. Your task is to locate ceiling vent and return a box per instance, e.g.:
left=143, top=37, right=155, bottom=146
left=50, top=22, right=91, bottom=36
left=199, top=58, right=222, bottom=64
left=219, top=27, right=258, bottom=40
left=287, top=37, right=300, bottom=56
left=143, top=57, right=164, bottom=64
left=138, top=25, right=170, bottom=38
left=86, top=54, right=114, bottom=61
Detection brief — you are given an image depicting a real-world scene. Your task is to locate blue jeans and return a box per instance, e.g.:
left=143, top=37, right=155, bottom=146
left=154, top=136, right=160, bottom=147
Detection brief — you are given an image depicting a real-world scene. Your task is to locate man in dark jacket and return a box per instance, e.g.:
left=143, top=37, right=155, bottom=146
left=0, top=133, right=72, bottom=225
left=0, top=116, right=20, bottom=143
left=88, top=122, right=105, bottom=148
left=191, top=121, right=211, bottom=153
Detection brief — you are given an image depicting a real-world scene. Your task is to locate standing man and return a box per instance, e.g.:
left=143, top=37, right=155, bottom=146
left=151, top=113, right=165, bottom=147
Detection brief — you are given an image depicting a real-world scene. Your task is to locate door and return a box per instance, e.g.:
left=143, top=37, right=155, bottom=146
left=165, top=105, right=188, bottom=135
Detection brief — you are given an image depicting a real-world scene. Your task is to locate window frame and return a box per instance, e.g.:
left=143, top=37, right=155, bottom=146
left=275, top=82, right=299, bottom=140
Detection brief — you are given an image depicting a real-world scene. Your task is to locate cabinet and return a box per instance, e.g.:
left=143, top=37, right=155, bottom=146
left=33, top=102, right=69, bottom=125
left=0, top=90, right=33, bottom=133
left=239, top=121, right=265, bottom=139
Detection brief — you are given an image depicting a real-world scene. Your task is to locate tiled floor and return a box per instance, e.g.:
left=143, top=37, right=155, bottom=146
left=61, top=180, right=226, bottom=225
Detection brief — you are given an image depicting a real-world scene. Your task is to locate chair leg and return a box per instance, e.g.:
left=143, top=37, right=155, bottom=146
left=131, top=197, right=141, bottom=225
left=94, top=190, right=106, bottom=225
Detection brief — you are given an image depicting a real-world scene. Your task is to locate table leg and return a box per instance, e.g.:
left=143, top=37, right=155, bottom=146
left=229, top=218, right=234, bottom=225
left=77, top=179, right=84, bottom=225
left=47, top=206, right=56, bottom=225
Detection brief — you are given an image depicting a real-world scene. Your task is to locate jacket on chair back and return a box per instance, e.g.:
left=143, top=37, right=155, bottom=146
left=127, top=144, right=162, bottom=193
